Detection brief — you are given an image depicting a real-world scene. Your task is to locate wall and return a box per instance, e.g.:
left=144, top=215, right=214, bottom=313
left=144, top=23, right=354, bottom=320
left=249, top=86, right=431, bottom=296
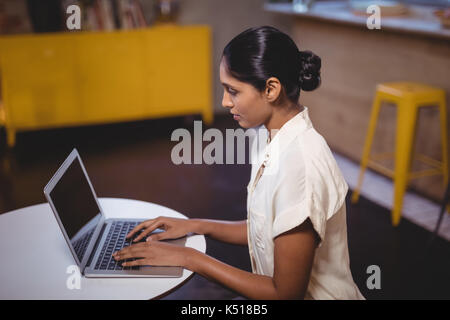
left=0, top=0, right=32, bottom=34
left=0, top=0, right=293, bottom=116
left=176, top=0, right=294, bottom=115
left=177, top=1, right=449, bottom=201
left=291, top=18, right=450, bottom=201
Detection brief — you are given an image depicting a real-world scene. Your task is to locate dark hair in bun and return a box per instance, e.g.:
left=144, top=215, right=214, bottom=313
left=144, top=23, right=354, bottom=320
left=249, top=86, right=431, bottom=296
left=298, top=50, right=321, bottom=92
left=222, top=25, right=321, bottom=104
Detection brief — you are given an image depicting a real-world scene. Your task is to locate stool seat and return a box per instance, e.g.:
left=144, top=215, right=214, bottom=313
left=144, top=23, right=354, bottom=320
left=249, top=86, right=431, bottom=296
left=376, top=82, right=445, bottom=102
left=351, top=81, right=448, bottom=226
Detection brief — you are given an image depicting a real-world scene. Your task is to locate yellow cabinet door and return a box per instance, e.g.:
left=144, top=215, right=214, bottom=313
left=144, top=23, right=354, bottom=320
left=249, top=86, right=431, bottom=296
left=1, top=34, right=80, bottom=129
left=142, top=26, right=212, bottom=117
left=75, top=31, right=146, bottom=124
left=0, top=25, right=213, bottom=147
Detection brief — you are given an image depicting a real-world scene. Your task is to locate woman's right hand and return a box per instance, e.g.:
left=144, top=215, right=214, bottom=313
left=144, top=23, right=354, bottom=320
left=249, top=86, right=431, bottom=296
left=126, top=217, right=193, bottom=242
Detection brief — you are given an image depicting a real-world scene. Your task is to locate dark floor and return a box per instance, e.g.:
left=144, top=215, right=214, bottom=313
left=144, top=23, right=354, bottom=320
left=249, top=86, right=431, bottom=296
left=0, top=114, right=449, bottom=300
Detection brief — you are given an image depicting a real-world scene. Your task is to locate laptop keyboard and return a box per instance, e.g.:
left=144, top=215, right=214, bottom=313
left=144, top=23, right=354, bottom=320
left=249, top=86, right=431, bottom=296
left=73, top=227, right=95, bottom=262
left=94, top=221, right=146, bottom=271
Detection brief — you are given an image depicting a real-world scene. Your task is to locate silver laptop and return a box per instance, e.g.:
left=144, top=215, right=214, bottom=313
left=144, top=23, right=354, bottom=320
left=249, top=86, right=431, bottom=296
left=43, top=148, right=186, bottom=278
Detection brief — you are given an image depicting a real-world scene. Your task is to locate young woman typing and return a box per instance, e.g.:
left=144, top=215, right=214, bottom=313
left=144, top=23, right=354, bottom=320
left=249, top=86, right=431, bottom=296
left=113, top=26, right=365, bottom=300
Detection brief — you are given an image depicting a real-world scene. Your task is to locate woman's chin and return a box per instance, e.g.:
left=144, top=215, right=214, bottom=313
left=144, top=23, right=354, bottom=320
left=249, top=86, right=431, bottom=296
left=237, top=121, right=251, bottom=129
left=234, top=117, right=260, bottom=129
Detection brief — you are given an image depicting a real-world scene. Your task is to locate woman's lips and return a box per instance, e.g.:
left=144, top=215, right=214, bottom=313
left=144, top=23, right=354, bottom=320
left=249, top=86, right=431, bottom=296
left=233, top=114, right=240, bottom=120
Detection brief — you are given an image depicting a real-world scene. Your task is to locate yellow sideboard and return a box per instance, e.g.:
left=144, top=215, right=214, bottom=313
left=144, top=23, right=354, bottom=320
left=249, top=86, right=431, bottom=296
left=0, top=25, right=213, bottom=147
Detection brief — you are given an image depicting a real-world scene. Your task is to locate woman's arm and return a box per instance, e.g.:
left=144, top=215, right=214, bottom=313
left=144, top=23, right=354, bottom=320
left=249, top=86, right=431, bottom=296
left=190, top=219, right=248, bottom=245
left=115, top=219, right=317, bottom=299
left=186, top=219, right=319, bottom=299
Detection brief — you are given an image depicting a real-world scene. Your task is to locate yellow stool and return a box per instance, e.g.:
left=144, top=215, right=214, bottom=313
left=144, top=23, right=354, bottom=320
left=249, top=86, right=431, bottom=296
left=351, top=82, right=448, bottom=226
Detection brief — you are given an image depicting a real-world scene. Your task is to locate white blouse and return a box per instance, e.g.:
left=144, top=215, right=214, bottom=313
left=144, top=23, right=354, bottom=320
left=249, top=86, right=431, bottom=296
left=246, top=106, right=365, bottom=300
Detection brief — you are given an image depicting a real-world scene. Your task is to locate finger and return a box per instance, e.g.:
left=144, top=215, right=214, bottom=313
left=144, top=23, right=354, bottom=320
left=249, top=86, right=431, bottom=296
left=133, top=220, right=165, bottom=242
left=126, top=221, right=150, bottom=239
left=122, top=258, right=152, bottom=267
left=146, top=231, right=167, bottom=242
left=114, top=248, right=148, bottom=261
left=113, top=242, right=147, bottom=257
left=126, top=220, right=153, bottom=239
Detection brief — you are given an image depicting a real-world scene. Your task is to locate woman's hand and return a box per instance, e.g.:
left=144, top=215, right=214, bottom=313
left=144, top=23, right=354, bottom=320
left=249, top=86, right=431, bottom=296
left=126, top=216, right=193, bottom=242
left=112, top=240, right=193, bottom=268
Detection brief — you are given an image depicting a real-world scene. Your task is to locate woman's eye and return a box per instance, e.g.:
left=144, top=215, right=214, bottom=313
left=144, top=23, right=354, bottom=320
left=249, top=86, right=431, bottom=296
left=228, top=89, right=237, bottom=96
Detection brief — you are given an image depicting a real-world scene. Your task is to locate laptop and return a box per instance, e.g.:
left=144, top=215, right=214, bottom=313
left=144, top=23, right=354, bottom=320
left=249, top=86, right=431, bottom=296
left=43, top=148, right=186, bottom=278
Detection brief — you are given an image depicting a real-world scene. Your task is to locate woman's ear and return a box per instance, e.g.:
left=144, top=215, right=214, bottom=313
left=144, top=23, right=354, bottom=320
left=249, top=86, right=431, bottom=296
left=264, top=77, right=282, bottom=103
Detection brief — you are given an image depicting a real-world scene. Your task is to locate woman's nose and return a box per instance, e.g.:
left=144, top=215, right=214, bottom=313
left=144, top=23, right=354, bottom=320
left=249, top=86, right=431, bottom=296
left=222, top=91, right=233, bottom=109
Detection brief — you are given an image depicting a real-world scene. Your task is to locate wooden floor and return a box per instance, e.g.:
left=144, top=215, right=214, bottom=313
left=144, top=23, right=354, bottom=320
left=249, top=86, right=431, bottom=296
left=0, top=115, right=449, bottom=300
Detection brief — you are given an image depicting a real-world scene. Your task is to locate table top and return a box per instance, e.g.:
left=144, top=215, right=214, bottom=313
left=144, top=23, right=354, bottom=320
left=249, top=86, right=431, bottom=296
left=0, top=198, right=206, bottom=299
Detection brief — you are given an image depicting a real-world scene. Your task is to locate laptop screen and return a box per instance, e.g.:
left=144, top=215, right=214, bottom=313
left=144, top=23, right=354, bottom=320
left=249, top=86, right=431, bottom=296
left=49, top=156, right=101, bottom=261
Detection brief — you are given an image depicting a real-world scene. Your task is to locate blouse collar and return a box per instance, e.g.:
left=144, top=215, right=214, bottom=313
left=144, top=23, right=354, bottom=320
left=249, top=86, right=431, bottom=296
left=255, top=106, right=313, bottom=172
left=266, top=106, right=312, bottom=150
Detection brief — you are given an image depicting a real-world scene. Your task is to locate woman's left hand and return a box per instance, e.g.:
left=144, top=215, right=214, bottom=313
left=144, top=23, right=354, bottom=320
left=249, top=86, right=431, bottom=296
left=112, top=240, right=191, bottom=268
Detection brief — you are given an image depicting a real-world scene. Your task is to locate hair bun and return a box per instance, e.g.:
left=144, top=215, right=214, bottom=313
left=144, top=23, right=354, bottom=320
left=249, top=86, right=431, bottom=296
left=298, top=50, right=321, bottom=92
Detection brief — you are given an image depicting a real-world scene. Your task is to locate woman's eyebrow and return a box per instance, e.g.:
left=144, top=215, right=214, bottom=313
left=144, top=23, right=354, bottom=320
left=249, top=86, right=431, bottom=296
left=221, top=82, right=237, bottom=89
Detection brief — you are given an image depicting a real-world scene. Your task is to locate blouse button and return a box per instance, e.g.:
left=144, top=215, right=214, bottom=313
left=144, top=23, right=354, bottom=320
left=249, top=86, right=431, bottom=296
left=263, top=153, right=270, bottom=167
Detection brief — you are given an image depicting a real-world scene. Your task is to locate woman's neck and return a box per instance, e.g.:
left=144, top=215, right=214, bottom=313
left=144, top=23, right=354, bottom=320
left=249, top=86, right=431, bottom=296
left=265, top=103, right=304, bottom=141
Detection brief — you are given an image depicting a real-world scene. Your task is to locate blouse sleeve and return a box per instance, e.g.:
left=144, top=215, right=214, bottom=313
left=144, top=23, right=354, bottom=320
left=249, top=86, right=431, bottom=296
left=272, top=137, right=348, bottom=247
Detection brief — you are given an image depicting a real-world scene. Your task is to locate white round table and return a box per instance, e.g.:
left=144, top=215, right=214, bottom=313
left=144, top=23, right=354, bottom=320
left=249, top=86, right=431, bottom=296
left=0, top=198, right=206, bottom=299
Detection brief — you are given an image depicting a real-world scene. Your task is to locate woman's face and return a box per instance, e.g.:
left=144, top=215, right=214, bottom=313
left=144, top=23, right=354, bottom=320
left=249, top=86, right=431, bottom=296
left=219, top=58, right=272, bottom=129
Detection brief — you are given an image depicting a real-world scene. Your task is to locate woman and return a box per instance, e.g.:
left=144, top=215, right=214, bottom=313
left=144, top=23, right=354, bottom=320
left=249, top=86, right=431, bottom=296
left=113, top=26, right=365, bottom=300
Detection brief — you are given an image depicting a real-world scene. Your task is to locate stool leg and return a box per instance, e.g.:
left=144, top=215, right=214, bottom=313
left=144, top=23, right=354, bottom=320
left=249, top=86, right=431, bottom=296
left=438, top=95, right=448, bottom=186
left=434, top=181, right=450, bottom=236
left=392, top=100, right=418, bottom=226
left=437, top=95, right=450, bottom=215
left=352, top=93, right=382, bottom=204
